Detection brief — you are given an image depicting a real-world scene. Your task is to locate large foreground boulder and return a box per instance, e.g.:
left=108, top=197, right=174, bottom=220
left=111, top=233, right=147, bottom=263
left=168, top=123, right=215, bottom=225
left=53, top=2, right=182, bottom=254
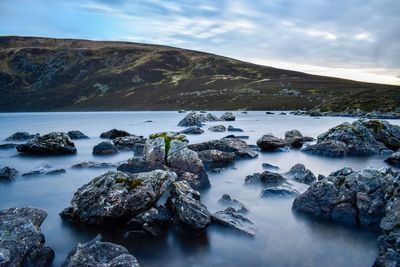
left=16, top=132, right=77, bottom=155
left=60, top=170, right=176, bottom=226
left=0, top=207, right=54, bottom=266
left=188, top=138, right=258, bottom=158
left=62, top=235, right=139, bottom=267
left=256, top=134, right=287, bottom=151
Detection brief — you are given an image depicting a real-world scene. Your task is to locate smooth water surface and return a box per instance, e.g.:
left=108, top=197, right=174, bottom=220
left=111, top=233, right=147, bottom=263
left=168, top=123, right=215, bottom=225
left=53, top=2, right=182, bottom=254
left=1, top=111, right=399, bottom=267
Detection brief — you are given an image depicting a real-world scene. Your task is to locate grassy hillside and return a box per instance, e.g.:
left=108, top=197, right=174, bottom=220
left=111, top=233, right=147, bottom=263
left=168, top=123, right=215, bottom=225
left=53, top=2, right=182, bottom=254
left=0, top=36, right=399, bottom=112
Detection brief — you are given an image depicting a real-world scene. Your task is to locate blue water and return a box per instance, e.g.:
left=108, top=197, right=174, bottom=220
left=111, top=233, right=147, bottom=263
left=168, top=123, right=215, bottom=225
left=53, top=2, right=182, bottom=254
left=0, top=111, right=399, bottom=267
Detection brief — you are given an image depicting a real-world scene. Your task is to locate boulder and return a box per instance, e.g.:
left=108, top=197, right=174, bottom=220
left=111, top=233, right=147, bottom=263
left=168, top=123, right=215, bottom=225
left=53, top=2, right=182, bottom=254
left=361, top=120, right=400, bottom=151
left=188, top=138, right=258, bottom=159
left=0, top=166, right=18, bottom=182
left=220, top=112, right=235, bottom=121
left=256, top=134, right=287, bottom=151
left=113, top=135, right=146, bottom=150
left=198, top=149, right=235, bottom=170
left=244, top=171, right=286, bottom=186
left=60, top=170, right=176, bottom=226
left=206, top=113, right=219, bottom=121
left=166, top=181, right=211, bottom=235
left=5, top=131, right=39, bottom=141
left=92, top=141, right=118, bottom=155
left=209, top=125, right=226, bottom=132
left=302, top=140, right=348, bottom=157
left=16, top=132, right=77, bottom=155
left=178, top=112, right=204, bottom=127
left=227, top=125, right=243, bottom=132
left=143, top=137, right=166, bottom=163
left=72, top=161, right=119, bottom=169
left=0, top=207, right=54, bottom=267
left=385, top=151, right=400, bottom=166
left=62, top=235, right=139, bottom=267
left=100, top=129, right=131, bottom=139
left=284, top=129, right=303, bottom=140
left=180, top=127, right=204, bottom=135
left=124, top=205, right=170, bottom=237
left=211, top=208, right=257, bottom=236
left=284, top=130, right=304, bottom=148
left=67, top=130, right=89, bottom=139
left=117, top=158, right=165, bottom=173
left=283, top=164, right=316, bottom=184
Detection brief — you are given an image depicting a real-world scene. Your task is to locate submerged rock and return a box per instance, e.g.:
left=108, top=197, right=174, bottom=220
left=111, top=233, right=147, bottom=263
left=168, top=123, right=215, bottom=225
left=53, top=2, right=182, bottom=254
left=256, top=134, right=287, bottom=151
left=198, top=149, right=235, bottom=170
left=208, top=125, right=226, bottom=132
left=167, top=181, right=211, bottom=235
left=93, top=141, right=118, bottom=155
left=62, top=235, right=139, bottom=267
left=180, top=127, right=204, bottom=135
left=227, top=125, right=243, bottom=132
left=385, top=151, right=400, bottom=166
left=212, top=207, right=257, bottom=236
left=283, top=164, right=316, bottom=184
left=218, top=194, right=248, bottom=213
left=220, top=112, right=235, bottom=121
left=5, top=131, right=39, bottom=141
left=100, top=129, right=131, bottom=139
left=22, top=164, right=66, bottom=177
left=16, top=132, right=77, bottom=155
left=302, top=140, right=349, bottom=157
left=60, top=170, right=176, bottom=226
left=0, top=166, right=18, bottom=182
left=245, top=171, right=285, bottom=186
left=67, top=130, right=89, bottom=139
left=260, top=183, right=300, bottom=198
left=0, top=207, right=54, bottom=267
left=113, top=135, right=146, bottom=150
left=262, top=163, right=279, bottom=170
left=188, top=138, right=258, bottom=159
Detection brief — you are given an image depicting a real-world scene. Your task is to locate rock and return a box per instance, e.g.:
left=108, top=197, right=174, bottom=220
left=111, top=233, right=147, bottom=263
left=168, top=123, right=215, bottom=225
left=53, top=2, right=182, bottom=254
left=5, top=131, right=39, bottom=141
left=385, top=151, right=400, bottom=166
left=113, top=135, right=146, bottom=150
left=224, top=135, right=249, bottom=139
left=188, top=138, right=258, bottom=159
left=303, top=136, right=315, bottom=142
left=206, top=113, right=220, bottom=121
left=198, top=149, right=235, bottom=170
left=117, top=158, right=165, bottom=173
left=285, top=129, right=303, bottom=140
left=262, top=163, right=279, bottom=170
left=316, top=121, right=381, bottom=155
left=279, top=112, right=287, bottom=115
left=60, top=170, right=176, bottom=226
left=93, top=141, right=118, bottom=155
left=374, top=230, right=400, bottom=267
left=284, top=129, right=304, bottom=148
left=62, top=235, right=139, bottom=267
left=220, top=112, right=235, bottom=121
left=244, top=171, right=286, bottom=186
left=0, top=143, right=17, bottom=149
left=302, top=140, right=349, bottom=157
left=265, top=111, right=274, bottom=115
left=256, top=134, right=287, bottom=151
left=178, top=110, right=186, bottom=113
left=227, top=125, right=243, bottom=132
left=218, top=194, right=248, bottom=213
left=22, top=164, right=66, bottom=177
left=209, top=125, right=226, bottom=132
left=124, top=205, right=170, bottom=237
left=0, top=207, right=54, bottom=267
left=166, top=181, right=211, bottom=235
left=284, top=164, right=316, bottom=184
left=100, top=129, right=131, bottom=139
left=143, top=137, right=166, bottom=163
left=361, top=120, right=400, bottom=151
left=67, top=130, right=89, bottom=139
left=260, top=184, right=300, bottom=197
left=0, top=166, right=18, bottom=182
left=212, top=208, right=257, bottom=236
left=180, top=127, right=204, bottom=135
left=16, top=132, right=77, bottom=155
left=72, top=161, right=118, bottom=169
left=133, top=143, right=145, bottom=156
left=178, top=112, right=204, bottom=127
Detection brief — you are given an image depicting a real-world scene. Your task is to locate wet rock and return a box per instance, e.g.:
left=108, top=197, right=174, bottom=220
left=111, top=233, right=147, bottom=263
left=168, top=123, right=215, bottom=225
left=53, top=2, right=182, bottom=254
left=180, top=127, right=204, bottom=135
left=212, top=208, right=257, bottom=236
left=67, top=130, right=89, bottom=139
left=0, top=207, right=54, bottom=267
left=218, top=194, right=248, bottom=213
left=0, top=143, right=17, bottom=149
left=284, top=164, right=316, bottom=184
left=220, top=112, right=235, bottom=121
left=166, top=181, right=211, bottom=235
left=227, top=125, right=243, bottom=132
left=93, top=141, right=118, bottom=155
left=72, top=161, right=118, bottom=169
left=198, top=149, right=235, bottom=170
left=124, top=205, right=170, bottom=237
left=209, top=125, right=226, bottom=132
left=62, top=235, right=139, bottom=267
left=5, top=131, right=39, bottom=141
left=117, top=158, right=165, bottom=173
left=60, top=170, right=176, bottom=226
left=302, top=140, right=348, bottom=157
left=100, top=129, right=131, bottom=139
left=256, top=134, right=287, bottom=151
left=245, top=171, right=286, bottom=186
left=0, top=166, right=18, bottom=182
left=178, top=112, right=204, bottom=127
left=284, top=129, right=304, bottom=148
left=16, top=132, right=77, bottom=155
left=188, top=138, right=258, bottom=159
left=385, top=151, right=400, bottom=166
left=260, top=184, right=300, bottom=198
left=113, top=135, right=146, bottom=150
left=285, top=129, right=303, bottom=140
left=262, top=163, right=279, bottom=170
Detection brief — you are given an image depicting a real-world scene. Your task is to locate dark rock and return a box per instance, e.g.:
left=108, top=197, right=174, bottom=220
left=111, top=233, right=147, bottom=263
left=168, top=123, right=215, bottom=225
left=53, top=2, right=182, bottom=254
left=218, top=194, right=248, bottom=213
left=133, top=143, right=145, bottom=157
left=188, top=138, right=258, bottom=159
left=16, top=132, right=76, bottom=155
left=0, top=143, right=17, bottom=149
left=72, top=161, right=118, bottom=169
left=180, top=127, right=204, bottom=135
left=265, top=111, right=274, bottom=115
left=0, top=166, right=17, bottom=182
left=166, top=181, right=211, bottom=235
left=124, top=205, right=170, bottom=237
left=113, top=135, right=146, bottom=150
left=303, top=136, right=315, bottom=142
left=62, top=235, right=139, bottom=267
left=284, top=163, right=316, bottom=184
left=262, top=163, right=279, bottom=170
left=374, top=230, right=400, bottom=267
left=117, top=158, right=165, bottom=173
left=5, top=131, right=39, bottom=141
left=209, top=125, right=226, bottom=132
left=100, top=129, right=131, bottom=139
left=198, top=149, right=235, bottom=170
left=178, top=112, right=204, bottom=127
left=224, top=134, right=249, bottom=139
left=244, top=171, right=285, bottom=186
left=256, top=134, right=287, bottom=151
left=227, top=125, right=243, bottom=132
left=67, top=130, right=89, bottom=139
left=362, top=120, right=400, bottom=151
left=279, top=112, right=287, bottom=115
left=206, top=113, right=220, bottom=121
left=220, top=112, right=235, bottom=121
left=302, top=140, right=348, bottom=157
left=385, top=151, right=400, bottom=166
left=60, top=170, right=176, bottom=226
left=260, top=184, right=300, bottom=197
left=284, top=129, right=303, bottom=140
left=0, top=207, right=54, bottom=267
left=211, top=208, right=257, bottom=236
left=93, top=141, right=118, bottom=155
left=22, top=163, right=66, bottom=177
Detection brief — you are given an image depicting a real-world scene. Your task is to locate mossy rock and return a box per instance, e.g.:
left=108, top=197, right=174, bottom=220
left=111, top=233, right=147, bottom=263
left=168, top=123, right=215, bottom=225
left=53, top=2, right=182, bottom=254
left=115, top=177, right=143, bottom=191
left=149, top=132, right=186, bottom=162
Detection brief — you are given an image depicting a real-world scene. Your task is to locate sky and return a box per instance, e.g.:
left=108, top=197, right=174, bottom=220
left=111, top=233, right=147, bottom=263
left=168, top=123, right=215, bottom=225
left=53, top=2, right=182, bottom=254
left=1, top=0, right=399, bottom=85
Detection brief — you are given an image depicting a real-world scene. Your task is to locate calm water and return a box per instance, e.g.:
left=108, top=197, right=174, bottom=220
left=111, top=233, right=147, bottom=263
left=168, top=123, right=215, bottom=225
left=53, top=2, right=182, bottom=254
left=1, top=111, right=399, bottom=267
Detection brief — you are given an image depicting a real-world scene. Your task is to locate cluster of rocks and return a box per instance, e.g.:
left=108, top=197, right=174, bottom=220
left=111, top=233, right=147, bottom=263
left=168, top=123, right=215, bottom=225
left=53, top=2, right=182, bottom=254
left=93, top=129, right=146, bottom=155
left=292, top=108, right=400, bottom=120
left=256, top=129, right=314, bottom=151
left=177, top=111, right=235, bottom=127
left=292, top=167, right=400, bottom=266
left=301, top=120, right=400, bottom=158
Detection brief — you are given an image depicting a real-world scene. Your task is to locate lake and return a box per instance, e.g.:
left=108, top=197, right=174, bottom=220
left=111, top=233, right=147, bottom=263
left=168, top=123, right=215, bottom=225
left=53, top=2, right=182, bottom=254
left=1, top=111, right=399, bottom=267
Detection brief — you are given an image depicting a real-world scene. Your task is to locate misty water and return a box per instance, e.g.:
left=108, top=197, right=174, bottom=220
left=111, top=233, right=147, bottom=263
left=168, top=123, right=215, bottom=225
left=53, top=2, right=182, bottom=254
left=1, top=111, right=399, bottom=267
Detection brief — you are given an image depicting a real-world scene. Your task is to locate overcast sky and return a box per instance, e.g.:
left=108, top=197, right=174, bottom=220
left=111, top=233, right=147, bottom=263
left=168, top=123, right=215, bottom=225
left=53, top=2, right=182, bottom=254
left=1, top=0, right=399, bottom=85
